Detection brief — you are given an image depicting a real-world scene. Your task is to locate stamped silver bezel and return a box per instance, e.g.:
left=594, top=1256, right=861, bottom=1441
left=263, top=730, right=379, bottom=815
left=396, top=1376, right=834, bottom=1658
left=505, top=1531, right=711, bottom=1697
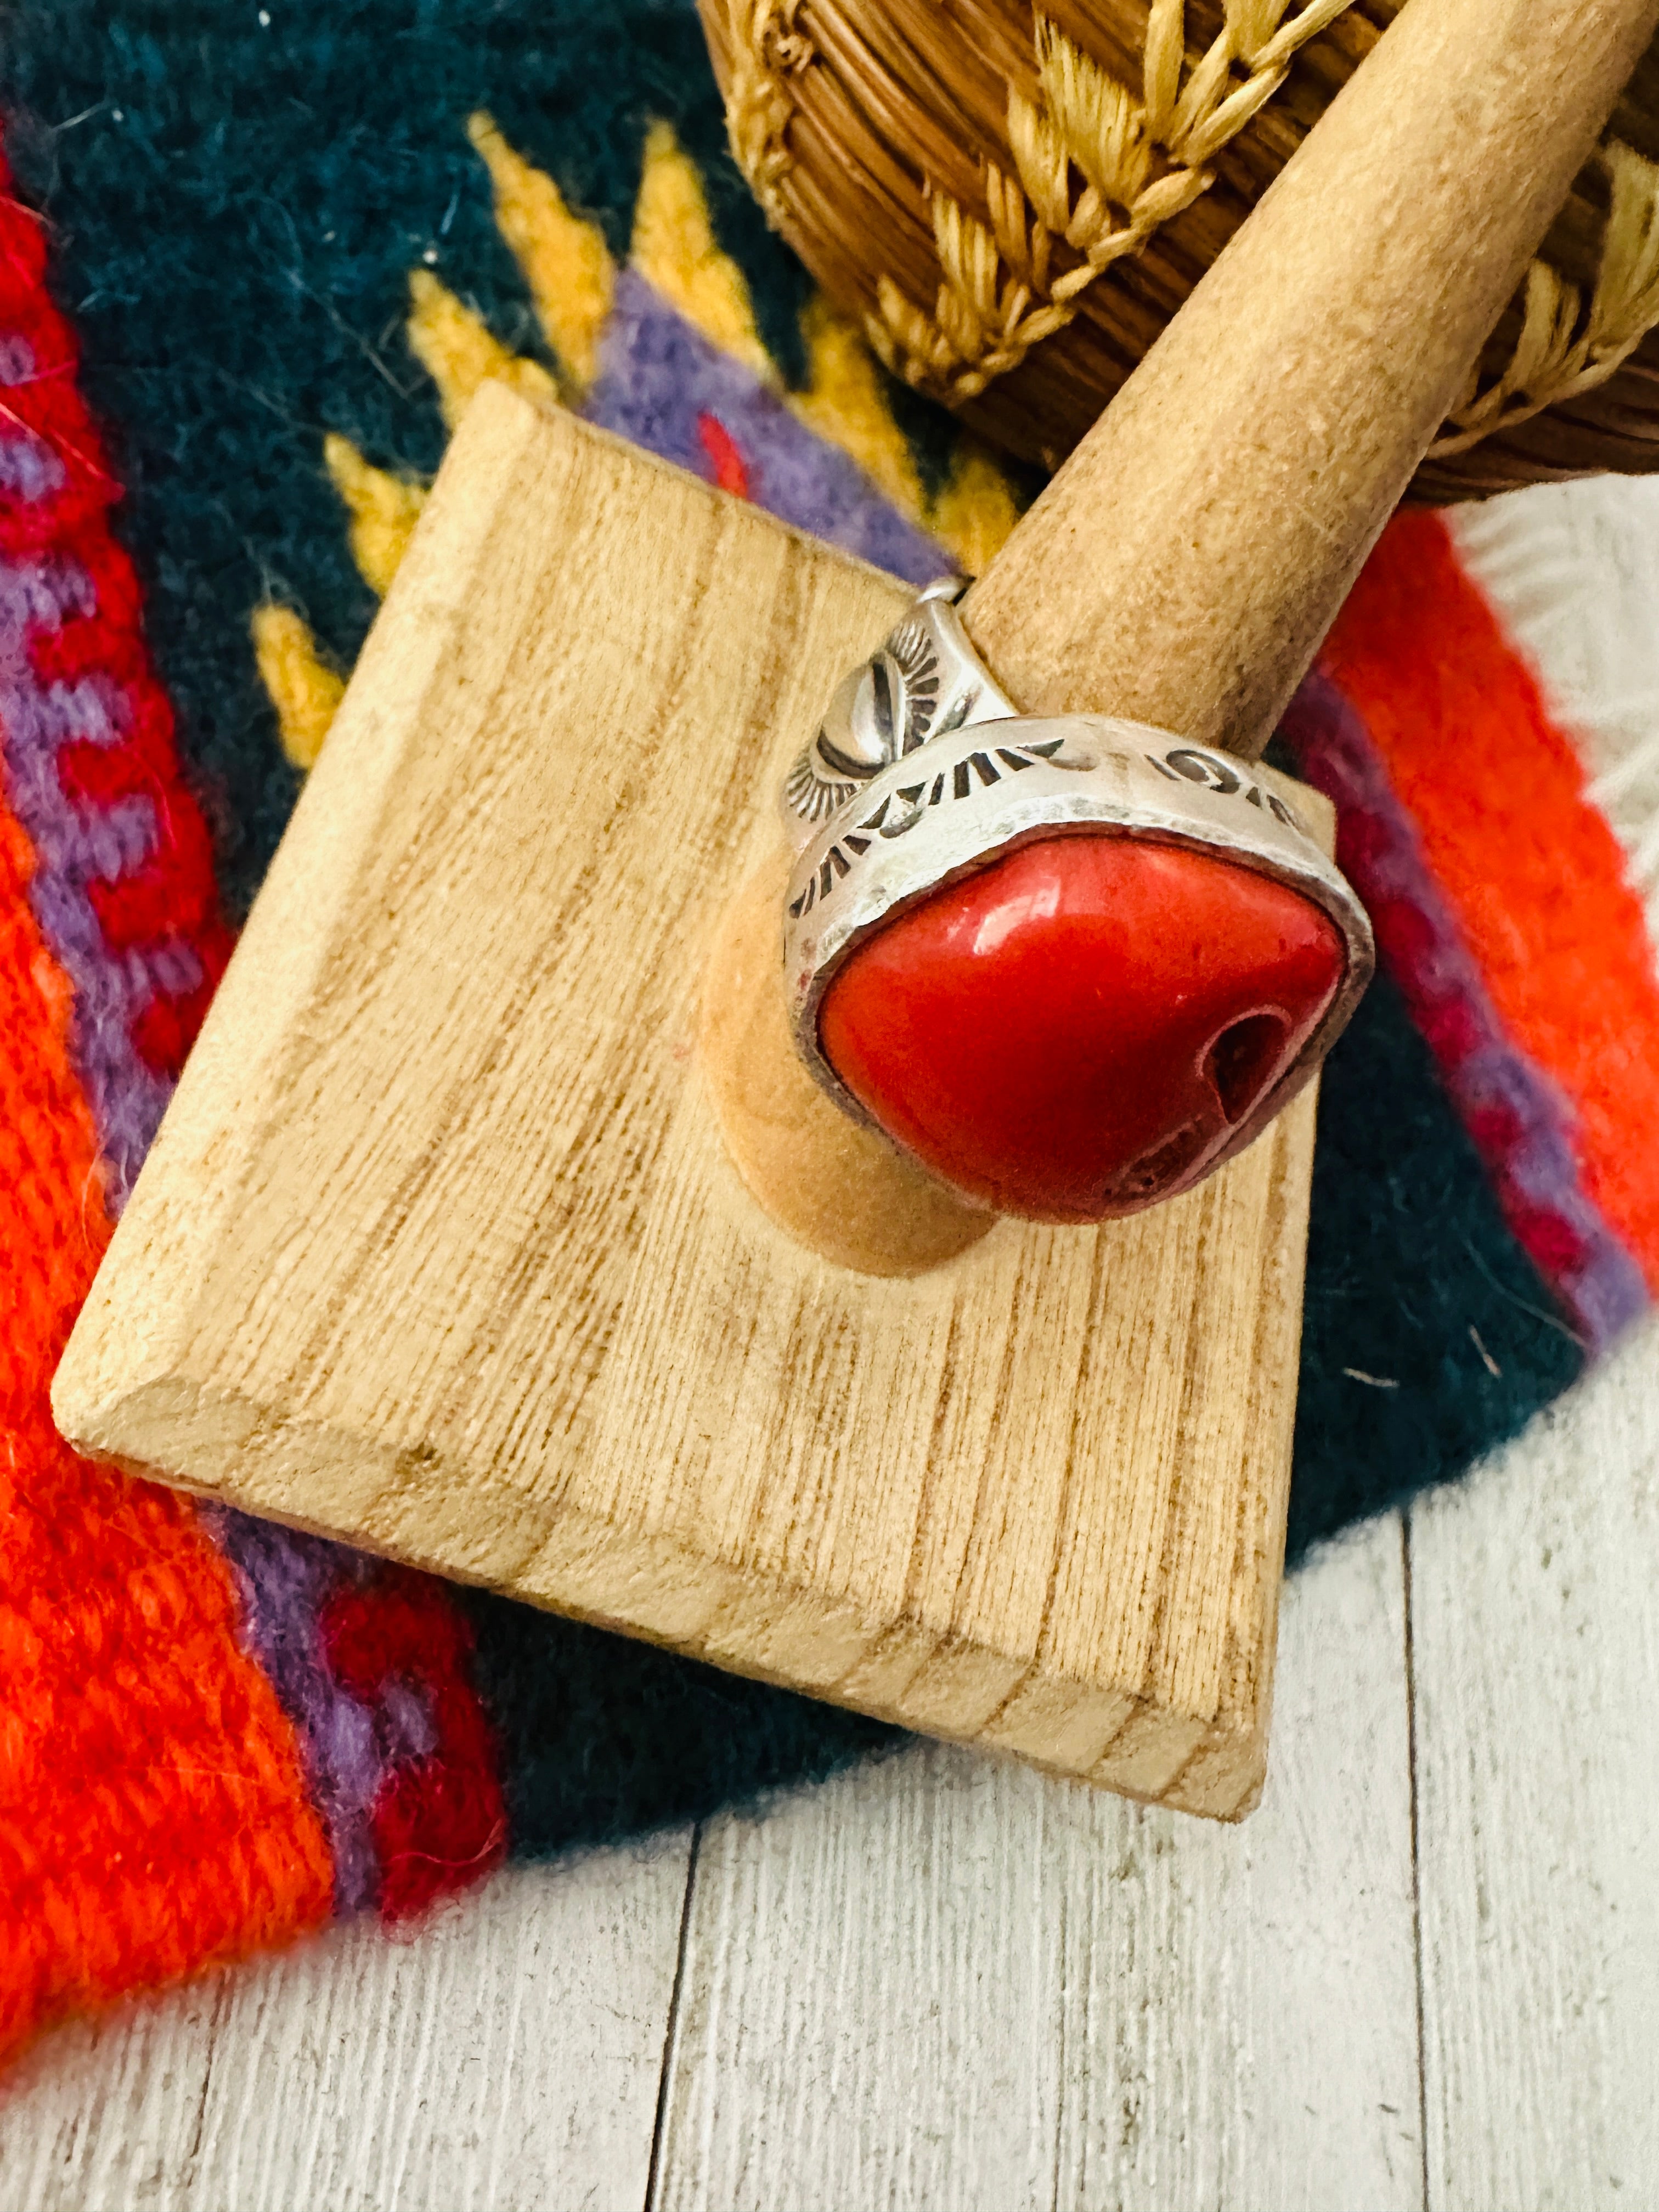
left=782, top=716, right=1375, bottom=1197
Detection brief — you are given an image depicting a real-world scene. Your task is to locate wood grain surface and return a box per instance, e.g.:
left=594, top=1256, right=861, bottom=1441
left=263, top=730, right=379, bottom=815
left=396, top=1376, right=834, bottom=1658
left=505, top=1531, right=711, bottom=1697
left=1413, top=1322, right=1659, bottom=2209
left=0, top=1832, right=693, bottom=2212
left=53, top=385, right=1324, bottom=1813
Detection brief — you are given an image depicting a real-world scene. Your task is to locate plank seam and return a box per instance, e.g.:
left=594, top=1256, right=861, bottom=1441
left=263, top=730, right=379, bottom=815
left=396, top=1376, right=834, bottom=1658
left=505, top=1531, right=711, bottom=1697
left=644, top=1823, right=701, bottom=2212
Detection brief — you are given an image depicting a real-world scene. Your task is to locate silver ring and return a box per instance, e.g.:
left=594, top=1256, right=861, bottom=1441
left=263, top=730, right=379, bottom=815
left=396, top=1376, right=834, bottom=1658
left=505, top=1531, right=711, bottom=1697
left=780, top=588, right=1374, bottom=1203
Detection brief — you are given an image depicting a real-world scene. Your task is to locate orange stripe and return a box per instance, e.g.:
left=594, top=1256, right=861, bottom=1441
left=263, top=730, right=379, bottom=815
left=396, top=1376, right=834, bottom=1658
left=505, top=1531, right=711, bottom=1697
left=0, top=798, right=332, bottom=2066
left=1324, top=509, right=1659, bottom=1288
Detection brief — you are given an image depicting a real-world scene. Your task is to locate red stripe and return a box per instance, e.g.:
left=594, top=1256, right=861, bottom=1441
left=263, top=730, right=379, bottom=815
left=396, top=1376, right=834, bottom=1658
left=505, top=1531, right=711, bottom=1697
left=321, top=1573, right=507, bottom=1921
left=0, top=792, right=334, bottom=2066
left=0, top=165, right=238, bottom=1079
left=1324, top=511, right=1659, bottom=1287
left=697, top=410, right=751, bottom=500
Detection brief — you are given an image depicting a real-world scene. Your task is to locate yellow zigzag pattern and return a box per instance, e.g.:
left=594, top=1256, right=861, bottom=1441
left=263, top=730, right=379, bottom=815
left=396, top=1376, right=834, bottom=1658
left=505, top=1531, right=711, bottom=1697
left=632, top=119, right=776, bottom=383
left=257, top=119, right=1021, bottom=769
left=324, top=435, right=427, bottom=599
left=251, top=606, right=345, bottom=773
left=469, top=113, right=613, bottom=392
left=405, top=268, right=558, bottom=431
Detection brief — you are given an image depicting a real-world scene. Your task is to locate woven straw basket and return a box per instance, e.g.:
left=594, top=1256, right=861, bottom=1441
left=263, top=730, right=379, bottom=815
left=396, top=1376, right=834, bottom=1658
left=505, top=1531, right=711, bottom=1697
left=699, top=0, right=1659, bottom=499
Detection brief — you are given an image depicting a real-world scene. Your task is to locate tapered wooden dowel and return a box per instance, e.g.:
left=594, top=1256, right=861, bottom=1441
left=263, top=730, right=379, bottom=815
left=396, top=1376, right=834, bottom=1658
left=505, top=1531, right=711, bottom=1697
left=962, top=0, right=1659, bottom=759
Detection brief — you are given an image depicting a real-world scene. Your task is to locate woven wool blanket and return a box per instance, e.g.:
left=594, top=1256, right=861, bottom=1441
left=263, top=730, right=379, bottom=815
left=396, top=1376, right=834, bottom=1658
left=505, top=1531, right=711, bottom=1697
left=4, top=0, right=1659, bottom=2067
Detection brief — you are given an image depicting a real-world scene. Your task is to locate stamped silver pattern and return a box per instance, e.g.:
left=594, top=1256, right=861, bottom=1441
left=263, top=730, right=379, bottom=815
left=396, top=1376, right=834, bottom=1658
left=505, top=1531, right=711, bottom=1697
left=781, top=580, right=1017, bottom=843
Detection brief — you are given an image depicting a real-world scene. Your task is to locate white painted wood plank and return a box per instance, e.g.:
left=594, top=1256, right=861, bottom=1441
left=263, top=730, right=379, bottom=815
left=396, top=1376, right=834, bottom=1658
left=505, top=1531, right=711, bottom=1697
left=654, top=1515, right=1421, bottom=2212
left=0, top=1974, right=219, bottom=2212
left=1411, top=1311, right=1659, bottom=2210
left=1, top=1831, right=692, bottom=2212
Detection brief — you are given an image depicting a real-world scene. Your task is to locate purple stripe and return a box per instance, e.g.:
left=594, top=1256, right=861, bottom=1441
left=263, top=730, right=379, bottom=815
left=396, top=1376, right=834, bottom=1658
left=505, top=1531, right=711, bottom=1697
left=203, top=1511, right=427, bottom=1917
left=0, top=555, right=174, bottom=1204
left=0, top=334, right=36, bottom=384
left=585, top=270, right=952, bottom=589
left=0, top=422, right=66, bottom=503
left=1283, top=665, right=1648, bottom=1355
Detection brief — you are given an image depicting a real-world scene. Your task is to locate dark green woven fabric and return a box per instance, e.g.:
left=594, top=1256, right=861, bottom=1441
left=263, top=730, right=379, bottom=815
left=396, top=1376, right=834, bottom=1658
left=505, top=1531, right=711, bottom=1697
left=1289, top=971, right=1582, bottom=1560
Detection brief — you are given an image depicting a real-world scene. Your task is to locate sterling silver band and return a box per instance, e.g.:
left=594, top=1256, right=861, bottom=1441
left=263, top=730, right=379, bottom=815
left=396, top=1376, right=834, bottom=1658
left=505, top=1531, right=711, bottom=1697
left=780, top=587, right=1375, bottom=1186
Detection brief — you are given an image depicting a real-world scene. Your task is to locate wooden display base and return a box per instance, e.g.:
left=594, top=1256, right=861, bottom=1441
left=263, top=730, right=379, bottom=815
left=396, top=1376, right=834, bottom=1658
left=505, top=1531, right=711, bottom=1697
left=53, top=387, right=1324, bottom=1819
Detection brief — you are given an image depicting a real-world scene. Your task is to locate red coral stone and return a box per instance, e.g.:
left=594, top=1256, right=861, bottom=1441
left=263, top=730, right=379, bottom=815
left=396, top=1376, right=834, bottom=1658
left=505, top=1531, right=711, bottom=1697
left=817, top=834, right=1346, bottom=1222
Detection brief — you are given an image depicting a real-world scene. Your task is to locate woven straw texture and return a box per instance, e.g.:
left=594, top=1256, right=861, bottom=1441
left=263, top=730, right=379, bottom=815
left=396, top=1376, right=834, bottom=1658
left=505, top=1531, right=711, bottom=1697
left=700, top=0, right=1659, bottom=495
